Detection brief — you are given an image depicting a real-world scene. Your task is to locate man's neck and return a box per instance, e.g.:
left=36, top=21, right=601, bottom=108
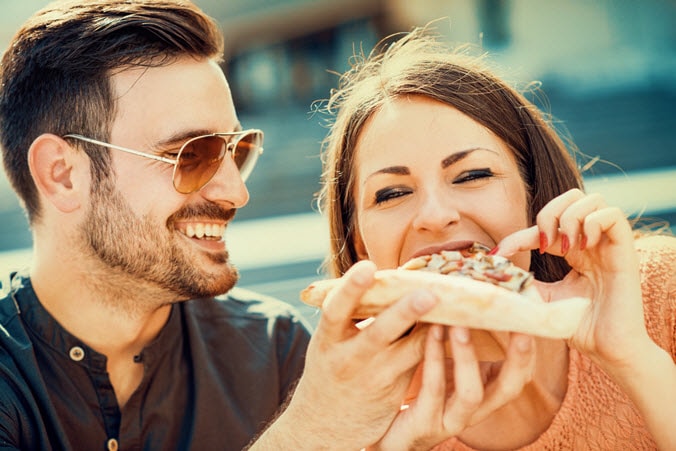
left=31, top=254, right=172, bottom=344
left=29, top=249, right=174, bottom=406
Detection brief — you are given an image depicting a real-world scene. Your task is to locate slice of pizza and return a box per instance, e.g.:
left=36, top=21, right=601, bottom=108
left=301, top=244, right=590, bottom=359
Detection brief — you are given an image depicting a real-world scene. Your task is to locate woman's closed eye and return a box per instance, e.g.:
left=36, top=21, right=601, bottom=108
left=453, top=168, right=494, bottom=184
left=374, top=185, right=412, bottom=204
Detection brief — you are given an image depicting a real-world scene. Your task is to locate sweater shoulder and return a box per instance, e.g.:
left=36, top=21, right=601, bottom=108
left=634, top=234, right=675, bottom=357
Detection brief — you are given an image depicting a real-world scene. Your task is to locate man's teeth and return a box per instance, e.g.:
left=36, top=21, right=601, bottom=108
left=184, top=223, right=225, bottom=239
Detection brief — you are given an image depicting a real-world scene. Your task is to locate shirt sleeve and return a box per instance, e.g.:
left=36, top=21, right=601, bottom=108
left=273, top=311, right=312, bottom=401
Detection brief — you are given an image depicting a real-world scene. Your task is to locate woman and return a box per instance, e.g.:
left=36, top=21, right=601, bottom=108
left=317, top=27, right=675, bottom=450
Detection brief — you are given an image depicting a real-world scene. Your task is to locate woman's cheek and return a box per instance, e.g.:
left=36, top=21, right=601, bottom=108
left=359, top=216, right=401, bottom=269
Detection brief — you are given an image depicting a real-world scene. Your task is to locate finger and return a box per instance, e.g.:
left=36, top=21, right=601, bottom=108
left=357, top=289, right=439, bottom=354
left=442, top=327, right=483, bottom=431
left=582, top=206, right=634, bottom=250
left=315, top=260, right=376, bottom=343
left=535, top=188, right=585, bottom=254
left=471, top=333, right=534, bottom=422
left=558, top=192, right=606, bottom=253
left=414, top=325, right=448, bottom=411
left=495, top=225, right=539, bottom=258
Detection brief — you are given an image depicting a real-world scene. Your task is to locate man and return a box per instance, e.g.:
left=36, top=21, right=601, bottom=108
left=0, top=1, right=439, bottom=450
left=0, top=1, right=312, bottom=449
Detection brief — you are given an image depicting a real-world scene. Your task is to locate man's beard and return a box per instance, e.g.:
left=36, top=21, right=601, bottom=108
left=80, top=176, right=239, bottom=300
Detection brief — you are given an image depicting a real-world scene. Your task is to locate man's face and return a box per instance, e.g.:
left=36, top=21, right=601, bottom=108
left=80, top=57, right=249, bottom=299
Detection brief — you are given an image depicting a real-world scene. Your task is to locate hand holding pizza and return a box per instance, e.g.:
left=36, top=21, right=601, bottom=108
left=368, top=325, right=535, bottom=451
left=496, top=189, right=676, bottom=449
left=496, top=188, right=649, bottom=369
left=269, top=260, right=441, bottom=449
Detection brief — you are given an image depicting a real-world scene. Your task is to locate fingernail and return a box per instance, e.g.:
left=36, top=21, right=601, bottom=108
left=453, top=327, right=470, bottom=344
left=539, top=232, right=548, bottom=254
left=561, top=234, right=569, bottom=255
left=351, top=273, right=369, bottom=286
left=431, top=325, right=444, bottom=341
left=580, top=234, right=587, bottom=251
left=412, top=290, right=436, bottom=312
left=488, top=246, right=499, bottom=255
left=350, top=262, right=373, bottom=286
left=517, top=336, right=532, bottom=352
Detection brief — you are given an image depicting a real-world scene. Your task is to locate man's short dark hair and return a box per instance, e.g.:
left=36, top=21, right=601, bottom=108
left=0, top=0, right=224, bottom=223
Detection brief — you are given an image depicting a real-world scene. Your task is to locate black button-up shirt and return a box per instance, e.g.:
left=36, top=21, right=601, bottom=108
left=0, top=273, right=311, bottom=450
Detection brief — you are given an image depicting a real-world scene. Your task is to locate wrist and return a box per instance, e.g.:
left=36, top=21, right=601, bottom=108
left=251, top=387, right=354, bottom=450
left=598, top=337, right=671, bottom=397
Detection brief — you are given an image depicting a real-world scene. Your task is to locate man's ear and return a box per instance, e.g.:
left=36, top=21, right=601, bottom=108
left=28, top=134, right=84, bottom=213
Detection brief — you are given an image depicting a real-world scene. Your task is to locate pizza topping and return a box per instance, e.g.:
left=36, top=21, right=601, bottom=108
left=400, top=243, right=533, bottom=293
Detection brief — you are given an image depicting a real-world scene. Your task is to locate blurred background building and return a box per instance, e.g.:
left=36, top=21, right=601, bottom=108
left=1, top=0, right=675, bottom=321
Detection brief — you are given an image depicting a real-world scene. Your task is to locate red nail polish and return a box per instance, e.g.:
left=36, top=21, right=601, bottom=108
left=539, top=232, right=548, bottom=254
left=488, top=246, right=499, bottom=255
left=561, top=234, right=570, bottom=254
left=580, top=234, right=587, bottom=251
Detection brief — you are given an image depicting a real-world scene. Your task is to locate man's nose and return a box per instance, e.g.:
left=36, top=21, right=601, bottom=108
left=198, top=154, right=249, bottom=208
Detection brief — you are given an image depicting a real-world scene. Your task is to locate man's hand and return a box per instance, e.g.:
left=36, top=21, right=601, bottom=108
left=250, top=260, right=439, bottom=450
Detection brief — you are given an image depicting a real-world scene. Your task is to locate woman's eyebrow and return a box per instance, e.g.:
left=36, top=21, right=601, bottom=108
left=364, top=147, right=498, bottom=183
left=364, top=165, right=410, bottom=183
left=377, top=166, right=410, bottom=175
left=441, top=147, right=497, bottom=168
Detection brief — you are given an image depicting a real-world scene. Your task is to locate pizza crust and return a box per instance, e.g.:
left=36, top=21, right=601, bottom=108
left=301, top=269, right=590, bottom=339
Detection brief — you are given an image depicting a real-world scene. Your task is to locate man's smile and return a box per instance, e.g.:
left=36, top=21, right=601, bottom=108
left=175, top=221, right=226, bottom=241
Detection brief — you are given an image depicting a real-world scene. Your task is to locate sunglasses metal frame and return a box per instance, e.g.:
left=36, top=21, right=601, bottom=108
left=63, top=129, right=264, bottom=193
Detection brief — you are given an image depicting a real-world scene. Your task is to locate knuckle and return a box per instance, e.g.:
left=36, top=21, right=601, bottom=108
left=363, top=371, right=403, bottom=398
left=606, top=206, right=624, bottom=218
left=534, top=209, right=547, bottom=225
left=496, top=373, right=530, bottom=399
left=329, top=355, right=357, bottom=382
left=586, top=192, right=604, bottom=203
left=319, top=305, right=342, bottom=325
left=565, top=188, right=584, bottom=198
left=558, top=209, right=578, bottom=228
left=455, top=387, right=483, bottom=410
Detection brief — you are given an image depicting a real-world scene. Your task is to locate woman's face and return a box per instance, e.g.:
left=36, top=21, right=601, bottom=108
left=352, top=95, right=531, bottom=270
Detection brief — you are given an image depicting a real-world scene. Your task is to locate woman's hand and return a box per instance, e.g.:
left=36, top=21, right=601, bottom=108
left=497, top=188, right=648, bottom=368
left=369, top=326, right=535, bottom=451
left=496, top=189, right=676, bottom=450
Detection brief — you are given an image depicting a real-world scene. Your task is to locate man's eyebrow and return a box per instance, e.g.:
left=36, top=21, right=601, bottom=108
left=156, top=124, right=243, bottom=147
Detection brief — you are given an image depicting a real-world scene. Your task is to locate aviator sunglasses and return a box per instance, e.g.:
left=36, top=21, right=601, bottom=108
left=63, top=129, right=264, bottom=194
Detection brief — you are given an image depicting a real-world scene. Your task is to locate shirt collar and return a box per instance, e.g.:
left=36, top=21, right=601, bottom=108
left=11, top=272, right=181, bottom=371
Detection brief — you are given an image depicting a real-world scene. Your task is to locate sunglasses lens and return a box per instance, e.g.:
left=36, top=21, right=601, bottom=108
left=172, top=131, right=263, bottom=194
left=233, top=131, right=262, bottom=182
left=173, top=136, right=226, bottom=194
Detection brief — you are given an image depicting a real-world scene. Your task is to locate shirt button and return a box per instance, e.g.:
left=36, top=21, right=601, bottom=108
left=107, top=438, right=119, bottom=451
left=69, top=346, right=85, bottom=361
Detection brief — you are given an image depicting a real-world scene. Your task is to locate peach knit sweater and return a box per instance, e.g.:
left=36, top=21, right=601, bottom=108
left=433, top=235, right=675, bottom=450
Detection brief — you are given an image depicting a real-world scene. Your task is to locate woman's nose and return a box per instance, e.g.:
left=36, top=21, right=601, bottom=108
left=411, top=189, right=460, bottom=232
